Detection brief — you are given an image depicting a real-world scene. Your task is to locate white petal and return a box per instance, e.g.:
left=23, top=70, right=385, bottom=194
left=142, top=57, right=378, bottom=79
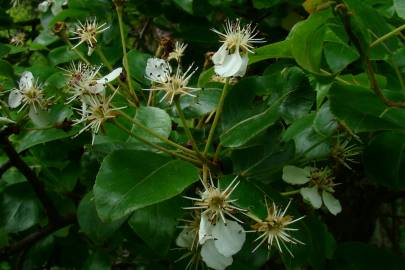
left=8, top=90, right=22, bottom=108
left=214, top=49, right=243, bottom=78
left=212, top=44, right=228, bottom=65
left=38, top=1, right=50, bottom=12
left=300, top=186, right=322, bottom=209
left=282, top=165, right=311, bottom=185
left=201, top=240, right=233, bottom=270
left=0, top=117, right=15, bottom=124
left=234, top=54, right=248, bottom=77
left=322, top=190, right=342, bottom=215
left=145, top=58, right=171, bottom=83
left=199, top=214, right=214, bottom=245
left=212, top=219, right=246, bottom=257
left=19, top=71, right=34, bottom=90
left=176, top=228, right=195, bottom=248
left=96, top=67, right=122, bottom=84
left=87, top=46, right=95, bottom=56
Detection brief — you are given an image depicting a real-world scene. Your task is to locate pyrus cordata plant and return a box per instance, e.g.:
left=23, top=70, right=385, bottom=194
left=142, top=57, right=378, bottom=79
left=0, top=0, right=405, bottom=269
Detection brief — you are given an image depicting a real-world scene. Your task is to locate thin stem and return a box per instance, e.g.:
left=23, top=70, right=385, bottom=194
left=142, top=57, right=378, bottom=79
left=204, top=78, right=230, bottom=156
left=63, top=36, right=91, bottom=65
left=118, top=110, right=197, bottom=157
left=95, top=47, right=113, bottom=71
left=370, top=24, right=405, bottom=48
left=115, top=4, right=140, bottom=106
left=202, top=163, right=209, bottom=186
left=113, top=120, right=202, bottom=165
left=174, top=99, right=204, bottom=160
left=280, top=189, right=301, bottom=196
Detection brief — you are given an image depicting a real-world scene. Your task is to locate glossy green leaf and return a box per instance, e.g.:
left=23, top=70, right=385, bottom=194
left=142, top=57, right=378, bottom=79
left=329, top=83, right=405, bottom=132
left=130, top=106, right=171, bottom=143
left=77, top=192, right=125, bottom=242
left=127, top=50, right=151, bottom=85
left=48, top=45, right=79, bottom=65
left=94, top=150, right=199, bottom=221
left=282, top=165, right=311, bottom=185
left=0, top=183, right=42, bottom=233
left=289, top=9, right=332, bottom=73
left=394, top=0, right=405, bottom=19
left=128, top=197, right=183, bottom=256
left=249, top=40, right=293, bottom=64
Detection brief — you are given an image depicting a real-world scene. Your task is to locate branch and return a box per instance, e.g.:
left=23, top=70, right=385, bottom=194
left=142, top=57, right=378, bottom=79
left=0, top=214, right=75, bottom=260
left=335, top=4, right=405, bottom=109
left=0, top=126, right=61, bottom=222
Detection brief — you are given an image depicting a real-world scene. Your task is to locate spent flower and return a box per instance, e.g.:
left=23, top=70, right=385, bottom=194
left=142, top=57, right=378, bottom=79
left=247, top=200, right=304, bottom=255
left=71, top=18, right=109, bottom=56
left=144, top=58, right=200, bottom=104
left=168, top=41, right=188, bottom=62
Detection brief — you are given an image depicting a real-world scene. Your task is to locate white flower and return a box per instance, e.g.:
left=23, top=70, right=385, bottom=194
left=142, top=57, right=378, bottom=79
left=73, top=89, right=124, bottom=144
left=168, top=41, right=188, bottom=62
left=177, top=210, right=245, bottom=270
left=38, top=0, right=68, bottom=15
left=212, top=19, right=264, bottom=77
left=8, top=71, right=46, bottom=112
left=144, top=58, right=200, bottom=104
left=63, top=62, right=122, bottom=105
left=282, top=166, right=342, bottom=215
left=71, top=18, right=109, bottom=56
left=247, top=200, right=304, bottom=256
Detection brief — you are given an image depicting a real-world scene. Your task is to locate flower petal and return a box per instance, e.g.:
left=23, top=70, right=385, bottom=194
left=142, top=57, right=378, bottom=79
left=282, top=165, right=311, bottom=185
left=234, top=54, right=248, bottom=77
left=300, top=186, right=322, bottom=209
left=145, top=58, right=171, bottom=83
left=96, top=67, right=123, bottom=85
left=176, top=228, right=195, bottom=248
left=212, top=44, right=228, bottom=65
left=201, top=240, right=233, bottom=270
left=322, top=190, right=342, bottom=215
left=38, top=1, right=50, bottom=12
left=199, top=214, right=214, bottom=245
left=212, top=219, right=246, bottom=257
left=19, top=71, right=34, bottom=90
left=214, top=49, right=243, bottom=78
left=8, top=90, right=22, bottom=108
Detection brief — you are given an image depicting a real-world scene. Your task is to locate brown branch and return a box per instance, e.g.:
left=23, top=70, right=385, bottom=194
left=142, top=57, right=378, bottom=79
left=0, top=214, right=76, bottom=260
left=0, top=126, right=61, bottom=223
left=335, top=3, right=405, bottom=109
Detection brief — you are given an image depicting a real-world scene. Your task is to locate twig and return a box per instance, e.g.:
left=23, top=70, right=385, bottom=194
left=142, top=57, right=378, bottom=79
left=0, top=127, right=61, bottom=222
left=0, top=214, right=75, bottom=260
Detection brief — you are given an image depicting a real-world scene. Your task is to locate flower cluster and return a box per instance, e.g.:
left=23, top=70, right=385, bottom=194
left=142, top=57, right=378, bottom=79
left=178, top=174, right=304, bottom=270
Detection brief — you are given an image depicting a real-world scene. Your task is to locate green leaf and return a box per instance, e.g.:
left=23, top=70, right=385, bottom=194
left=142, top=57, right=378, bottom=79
left=130, top=106, right=171, bottom=143
left=48, top=9, right=88, bottom=27
left=94, top=150, right=199, bottom=221
left=324, top=42, right=359, bottom=73
left=16, top=128, right=76, bottom=152
left=394, top=0, right=405, bottom=19
left=173, top=0, right=193, bottom=14
left=48, top=45, right=79, bottom=65
left=252, top=0, right=281, bottom=9
left=77, top=192, right=125, bottom=242
left=282, top=165, right=311, bottom=185
left=83, top=251, right=111, bottom=270
left=127, top=50, right=151, bottom=85
left=363, top=131, right=405, bottom=189
left=249, top=40, right=293, bottom=64
left=329, top=83, right=405, bottom=132
left=289, top=9, right=332, bottom=73
left=0, top=183, right=42, bottom=233
left=128, top=197, right=183, bottom=256
left=220, top=98, right=281, bottom=148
